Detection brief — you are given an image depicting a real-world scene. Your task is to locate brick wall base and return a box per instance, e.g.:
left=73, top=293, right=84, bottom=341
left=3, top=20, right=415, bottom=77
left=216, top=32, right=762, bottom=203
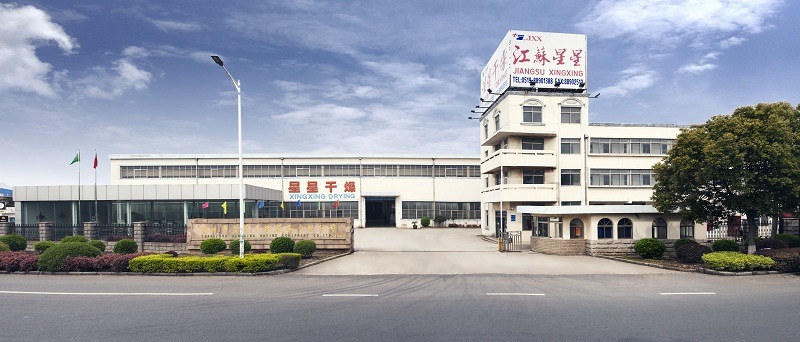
left=531, top=237, right=586, bottom=255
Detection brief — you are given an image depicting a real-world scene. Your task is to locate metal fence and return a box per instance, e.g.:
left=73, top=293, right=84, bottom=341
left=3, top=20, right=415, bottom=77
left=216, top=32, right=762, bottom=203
left=501, top=231, right=522, bottom=252
left=52, top=224, right=84, bottom=241
left=15, top=224, right=39, bottom=241
left=706, top=222, right=773, bottom=242
left=97, top=224, right=134, bottom=241
left=145, top=224, right=187, bottom=243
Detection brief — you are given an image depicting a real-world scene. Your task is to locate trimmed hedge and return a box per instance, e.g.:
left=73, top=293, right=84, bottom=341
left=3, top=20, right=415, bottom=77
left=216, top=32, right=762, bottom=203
left=60, top=235, right=89, bottom=244
left=0, top=241, right=8, bottom=252
left=61, top=253, right=147, bottom=272
left=675, top=243, right=712, bottom=263
left=0, top=234, right=27, bottom=251
left=200, top=238, right=227, bottom=255
left=228, top=239, right=252, bottom=255
left=270, top=237, right=294, bottom=254
left=757, top=247, right=800, bottom=273
left=88, top=240, right=106, bottom=252
left=113, top=239, right=138, bottom=254
left=34, top=241, right=56, bottom=254
left=128, top=254, right=285, bottom=273
left=38, top=242, right=102, bottom=272
left=0, top=251, right=39, bottom=272
left=293, top=240, right=316, bottom=258
left=775, top=234, right=800, bottom=248
left=712, top=239, right=740, bottom=252
left=702, top=251, right=776, bottom=271
left=634, top=238, right=666, bottom=259
left=277, top=253, right=301, bottom=269
left=672, top=238, right=698, bottom=251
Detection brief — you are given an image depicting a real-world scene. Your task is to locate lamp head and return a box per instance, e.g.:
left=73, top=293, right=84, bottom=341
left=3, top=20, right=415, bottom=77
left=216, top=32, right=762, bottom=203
left=211, top=55, right=224, bottom=67
left=578, top=81, right=585, bottom=88
left=554, top=81, right=561, bottom=88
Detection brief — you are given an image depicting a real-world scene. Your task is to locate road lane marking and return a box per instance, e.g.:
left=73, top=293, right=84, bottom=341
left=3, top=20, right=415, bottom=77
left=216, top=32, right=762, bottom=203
left=0, top=291, right=213, bottom=296
left=322, top=294, right=379, bottom=297
left=659, top=292, right=716, bottom=295
left=487, top=293, right=546, bottom=296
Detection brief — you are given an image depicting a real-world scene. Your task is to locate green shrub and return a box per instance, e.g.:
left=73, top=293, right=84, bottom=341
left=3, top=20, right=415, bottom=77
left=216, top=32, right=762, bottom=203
left=712, top=239, right=740, bottom=252
left=202, top=256, right=229, bottom=272
left=228, top=239, right=252, bottom=255
left=113, top=239, right=138, bottom=254
left=129, top=254, right=172, bottom=273
left=675, top=243, right=712, bottom=263
left=0, top=241, right=8, bottom=252
left=757, top=247, right=800, bottom=273
left=433, top=215, right=447, bottom=227
left=634, top=238, right=666, bottom=259
left=293, top=240, right=316, bottom=258
left=775, top=234, right=800, bottom=248
left=421, top=216, right=431, bottom=227
left=37, top=242, right=102, bottom=272
left=756, top=237, right=789, bottom=251
left=200, top=238, right=227, bottom=254
left=88, top=240, right=106, bottom=252
left=270, top=237, right=295, bottom=254
left=60, top=235, right=88, bottom=244
left=672, top=238, right=698, bottom=251
left=702, top=251, right=776, bottom=271
left=223, top=254, right=280, bottom=273
left=0, top=234, right=28, bottom=251
left=34, top=241, right=56, bottom=254
left=277, top=253, right=301, bottom=269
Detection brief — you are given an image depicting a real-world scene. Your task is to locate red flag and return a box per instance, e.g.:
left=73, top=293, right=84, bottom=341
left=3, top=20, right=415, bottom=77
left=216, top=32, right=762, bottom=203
left=201, top=201, right=209, bottom=209
left=331, top=199, right=340, bottom=208
left=93, top=152, right=98, bottom=169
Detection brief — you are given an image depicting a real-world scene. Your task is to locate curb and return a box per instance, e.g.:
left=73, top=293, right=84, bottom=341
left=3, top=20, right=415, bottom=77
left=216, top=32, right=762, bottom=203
left=292, top=251, right=353, bottom=271
left=697, top=267, right=781, bottom=276
left=595, top=255, right=699, bottom=272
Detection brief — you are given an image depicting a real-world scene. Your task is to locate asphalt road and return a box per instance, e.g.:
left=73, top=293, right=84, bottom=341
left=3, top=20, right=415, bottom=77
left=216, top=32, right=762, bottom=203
left=1, top=273, right=799, bottom=341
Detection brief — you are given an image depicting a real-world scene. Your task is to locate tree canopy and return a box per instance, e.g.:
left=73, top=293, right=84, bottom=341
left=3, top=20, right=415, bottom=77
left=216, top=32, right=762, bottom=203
left=652, top=102, right=800, bottom=252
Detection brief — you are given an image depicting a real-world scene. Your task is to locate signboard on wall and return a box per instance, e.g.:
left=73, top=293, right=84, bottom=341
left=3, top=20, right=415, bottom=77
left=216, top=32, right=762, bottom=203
left=285, top=179, right=359, bottom=201
left=480, top=30, right=587, bottom=99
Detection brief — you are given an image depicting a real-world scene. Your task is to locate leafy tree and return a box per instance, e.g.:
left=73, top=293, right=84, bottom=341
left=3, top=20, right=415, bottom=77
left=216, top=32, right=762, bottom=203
left=652, top=102, right=800, bottom=253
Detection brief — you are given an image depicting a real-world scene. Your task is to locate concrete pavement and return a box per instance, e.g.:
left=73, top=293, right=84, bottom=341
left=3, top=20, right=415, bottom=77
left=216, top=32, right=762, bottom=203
left=296, top=228, right=677, bottom=275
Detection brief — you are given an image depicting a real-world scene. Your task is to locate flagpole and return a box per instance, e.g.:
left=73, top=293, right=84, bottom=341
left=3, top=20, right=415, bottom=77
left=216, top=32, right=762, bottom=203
left=94, top=149, right=98, bottom=223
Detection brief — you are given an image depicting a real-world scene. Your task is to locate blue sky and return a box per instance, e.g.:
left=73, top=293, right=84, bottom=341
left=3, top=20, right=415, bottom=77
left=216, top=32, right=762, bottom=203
left=1, top=0, right=797, bottom=186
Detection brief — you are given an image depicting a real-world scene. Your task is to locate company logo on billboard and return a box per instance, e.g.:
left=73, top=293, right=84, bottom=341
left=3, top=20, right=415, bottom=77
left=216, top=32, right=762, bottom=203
left=512, top=33, right=542, bottom=41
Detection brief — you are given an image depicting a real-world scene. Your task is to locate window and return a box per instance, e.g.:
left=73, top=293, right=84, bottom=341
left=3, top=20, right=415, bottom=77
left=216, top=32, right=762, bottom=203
left=590, top=138, right=675, bottom=155
left=522, top=106, right=542, bottom=123
left=652, top=218, right=667, bottom=239
left=570, top=218, right=584, bottom=238
left=244, top=165, right=282, bottom=178
left=522, top=137, right=544, bottom=150
left=680, top=219, right=694, bottom=238
left=590, top=169, right=655, bottom=186
left=561, top=201, right=581, bottom=206
left=494, top=114, right=500, bottom=130
left=618, top=218, right=633, bottom=239
left=484, top=124, right=488, bottom=139
left=398, top=165, right=432, bottom=177
left=362, top=165, right=397, bottom=177
left=523, top=169, right=544, bottom=184
left=323, top=165, right=360, bottom=176
left=401, top=201, right=433, bottom=220
left=433, top=202, right=480, bottom=220
left=598, top=218, right=613, bottom=239
left=284, top=165, right=321, bottom=177
left=561, top=106, right=581, bottom=123
left=561, top=138, right=580, bottom=154
left=561, top=169, right=580, bottom=186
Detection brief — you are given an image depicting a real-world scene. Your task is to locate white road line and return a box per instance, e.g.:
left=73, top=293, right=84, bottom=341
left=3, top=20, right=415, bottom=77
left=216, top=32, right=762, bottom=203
left=0, top=291, right=213, bottom=296
left=659, top=292, right=717, bottom=295
left=487, top=293, right=546, bottom=296
left=322, top=294, right=379, bottom=297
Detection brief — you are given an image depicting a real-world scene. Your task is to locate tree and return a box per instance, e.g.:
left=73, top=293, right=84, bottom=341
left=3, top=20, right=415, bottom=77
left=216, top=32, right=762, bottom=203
left=652, top=102, right=800, bottom=253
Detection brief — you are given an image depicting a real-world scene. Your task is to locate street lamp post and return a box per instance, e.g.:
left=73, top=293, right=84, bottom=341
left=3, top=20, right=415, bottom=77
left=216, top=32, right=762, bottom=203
left=211, top=55, right=245, bottom=258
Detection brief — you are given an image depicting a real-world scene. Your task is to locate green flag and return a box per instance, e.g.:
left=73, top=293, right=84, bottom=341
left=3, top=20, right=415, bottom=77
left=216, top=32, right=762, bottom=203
left=70, top=152, right=80, bottom=165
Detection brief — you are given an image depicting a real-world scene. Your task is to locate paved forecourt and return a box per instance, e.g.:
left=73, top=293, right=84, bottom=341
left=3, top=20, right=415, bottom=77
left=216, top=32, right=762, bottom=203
left=296, top=228, right=677, bottom=275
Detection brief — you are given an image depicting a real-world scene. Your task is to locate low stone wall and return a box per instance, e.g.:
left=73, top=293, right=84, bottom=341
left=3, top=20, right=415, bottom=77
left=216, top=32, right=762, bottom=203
left=586, top=240, right=636, bottom=256
left=530, top=237, right=586, bottom=255
left=188, top=218, right=353, bottom=252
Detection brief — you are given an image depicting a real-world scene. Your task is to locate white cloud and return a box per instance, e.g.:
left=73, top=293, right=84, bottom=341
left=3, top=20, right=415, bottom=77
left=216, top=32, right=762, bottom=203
left=148, top=18, right=201, bottom=32
left=122, top=46, right=149, bottom=58
left=720, top=36, right=747, bottom=48
left=69, top=58, right=152, bottom=100
left=677, top=63, right=718, bottom=75
left=0, top=4, right=77, bottom=97
left=593, top=66, right=657, bottom=97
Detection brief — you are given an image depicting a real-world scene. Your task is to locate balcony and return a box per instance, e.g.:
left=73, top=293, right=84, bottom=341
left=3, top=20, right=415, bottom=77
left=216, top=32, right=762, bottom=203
left=481, top=150, right=557, bottom=174
left=480, top=183, right=558, bottom=203
left=482, top=122, right=557, bottom=147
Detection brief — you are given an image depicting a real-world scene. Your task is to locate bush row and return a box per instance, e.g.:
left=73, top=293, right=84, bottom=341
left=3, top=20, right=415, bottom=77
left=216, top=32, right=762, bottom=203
left=701, top=251, right=776, bottom=272
left=199, top=237, right=316, bottom=258
left=128, top=253, right=301, bottom=273
left=756, top=247, right=800, bottom=273
left=61, top=253, right=148, bottom=272
left=0, top=251, right=39, bottom=272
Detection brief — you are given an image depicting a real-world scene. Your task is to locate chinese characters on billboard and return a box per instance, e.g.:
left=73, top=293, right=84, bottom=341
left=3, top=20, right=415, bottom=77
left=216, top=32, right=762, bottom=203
left=286, top=180, right=358, bottom=201
left=480, top=30, right=587, bottom=100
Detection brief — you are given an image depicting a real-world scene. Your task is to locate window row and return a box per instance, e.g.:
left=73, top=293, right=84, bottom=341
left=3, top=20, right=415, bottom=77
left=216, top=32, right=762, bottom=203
left=589, top=138, right=674, bottom=155
left=573, top=217, right=694, bottom=239
left=521, top=106, right=581, bottom=124
left=590, top=169, right=655, bottom=186
left=120, top=165, right=481, bottom=179
left=401, top=201, right=481, bottom=220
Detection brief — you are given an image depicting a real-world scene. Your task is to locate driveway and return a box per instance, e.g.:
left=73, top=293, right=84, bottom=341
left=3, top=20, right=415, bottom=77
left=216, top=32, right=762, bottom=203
left=296, top=228, right=677, bottom=275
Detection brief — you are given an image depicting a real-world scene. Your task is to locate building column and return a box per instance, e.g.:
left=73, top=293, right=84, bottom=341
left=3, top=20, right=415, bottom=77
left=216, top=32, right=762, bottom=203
left=133, top=221, right=147, bottom=252
left=39, top=222, right=54, bottom=241
left=84, top=221, right=99, bottom=240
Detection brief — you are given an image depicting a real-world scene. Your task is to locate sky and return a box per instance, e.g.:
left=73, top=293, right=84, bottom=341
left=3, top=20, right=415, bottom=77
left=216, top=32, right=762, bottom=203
left=1, top=0, right=798, bottom=187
